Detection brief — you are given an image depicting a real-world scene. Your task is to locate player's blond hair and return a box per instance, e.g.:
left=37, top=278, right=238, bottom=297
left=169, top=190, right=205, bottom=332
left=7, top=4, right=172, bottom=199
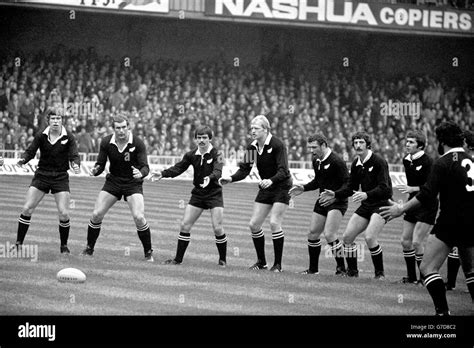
left=251, top=115, right=270, bottom=131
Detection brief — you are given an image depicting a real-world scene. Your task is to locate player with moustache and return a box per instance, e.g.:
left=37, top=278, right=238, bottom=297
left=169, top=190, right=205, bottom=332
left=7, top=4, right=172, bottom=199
left=396, top=130, right=438, bottom=284
left=320, top=131, right=393, bottom=279
left=14, top=107, right=80, bottom=254
left=381, top=122, right=474, bottom=315
left=289, top=133, right=349, bottom=275
left=219, top=115, right=292, bottom=272
left=82, top=114, right=154, bottom=261
left=149, top=126, right=227, bottom=267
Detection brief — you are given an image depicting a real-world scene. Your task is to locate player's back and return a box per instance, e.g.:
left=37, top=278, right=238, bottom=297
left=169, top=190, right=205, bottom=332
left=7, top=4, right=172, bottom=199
left=436, top=151, right=474, bottom=226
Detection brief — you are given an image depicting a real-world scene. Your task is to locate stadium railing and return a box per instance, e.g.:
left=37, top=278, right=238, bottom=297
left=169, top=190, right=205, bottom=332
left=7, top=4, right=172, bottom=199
left=1, top=150, right=404, bottom=172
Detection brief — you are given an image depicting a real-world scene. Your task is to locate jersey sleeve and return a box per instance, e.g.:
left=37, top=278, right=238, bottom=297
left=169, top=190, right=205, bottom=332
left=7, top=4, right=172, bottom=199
left=136, top=139, right=149, bottom=177
left=162, top=152, right=191, bottom=178
left=268, top=141, right=290, bottom=184
left=335, top=161, right=358, bottom=199
left=21, top=133, right=42, bottom=164
left=208, top=151, right=223, bottom=182
left=231, top=146, right=253, bottom=182
left=68, top=133, right=81, bottom=166
left=93, top=138, right=108, bottom=176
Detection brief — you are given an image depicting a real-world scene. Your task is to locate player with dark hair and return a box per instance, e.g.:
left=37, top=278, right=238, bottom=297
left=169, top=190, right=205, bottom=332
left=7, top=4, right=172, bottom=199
left=289, top=133, right=349, bottom=275
left=82, top=114, right=154, bottom=261
left=445, top=129, right=474, bottom=291
left=14, top=107, right=80, bottom=253
left=149, top=125, right=226, bottom=266
left=381, top=121, right=474, bottom=315
left=396, top=130, right=438, bottom=284
left=320, top=131, right=392, bottom=279
left=219, top=115, right=292, bottom=272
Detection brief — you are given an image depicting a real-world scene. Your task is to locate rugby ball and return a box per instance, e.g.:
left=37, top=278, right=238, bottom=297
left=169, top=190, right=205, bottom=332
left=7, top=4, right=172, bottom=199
left=57, top=268, right=86, bottom=283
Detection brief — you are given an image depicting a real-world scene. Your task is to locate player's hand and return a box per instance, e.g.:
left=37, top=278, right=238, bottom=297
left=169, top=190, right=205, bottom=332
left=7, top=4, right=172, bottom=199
left=149, top=171, right=163, bottom=182
left=200, top=176, right=210, bottom=188
left=131, top=166, right=143, bottom=179
left=319, top=197, right=336, bottom=207
left=17, top=158, right=26, bottom=167
left=395, top=184, right=417, bottom=194
left=219, top=176, right=232, bottom=186
left=0, top=156, right=4, bottom=167
left=71, top=162, right=80, bottom=174
left=90, top=165, right=100, bottom=176
left=352, top=191, right=368, bottom=204
left=259, top=179, right=273, bottom=189
left=289, top=185, right=304, bottom=197
left=319, top=189, right=335, bottom=202
left=379, top=199, right=404, bottom=221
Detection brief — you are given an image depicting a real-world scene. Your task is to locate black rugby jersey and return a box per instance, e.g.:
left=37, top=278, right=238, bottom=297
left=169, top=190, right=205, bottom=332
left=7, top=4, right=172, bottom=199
left=417, top=148, right=474, bottom=228
left=94, top=133, right=149, bottom=181
left=303, top=149, right=349, bottom=203
left=335, top=150, right=392, bottom=204
left=231, top=134, right=291, bottom=189
left=21, top=126, right=80, bottom=173
left=162, top=145, right=223, bottom=193
left=403, top=151, right=437, bottom=204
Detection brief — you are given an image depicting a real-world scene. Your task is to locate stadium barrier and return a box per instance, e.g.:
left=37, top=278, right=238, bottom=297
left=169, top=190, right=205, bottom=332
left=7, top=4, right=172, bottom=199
left=0, top=157, right=407, bottom=186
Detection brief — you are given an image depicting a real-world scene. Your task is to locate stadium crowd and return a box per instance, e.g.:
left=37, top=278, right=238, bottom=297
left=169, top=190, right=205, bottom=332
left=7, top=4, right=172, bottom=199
left=1, top=46, right=473, bottom=164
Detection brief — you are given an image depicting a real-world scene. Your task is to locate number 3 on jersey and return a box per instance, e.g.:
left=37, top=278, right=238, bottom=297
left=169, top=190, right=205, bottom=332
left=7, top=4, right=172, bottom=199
left=461, top=158, right=474, bottom=192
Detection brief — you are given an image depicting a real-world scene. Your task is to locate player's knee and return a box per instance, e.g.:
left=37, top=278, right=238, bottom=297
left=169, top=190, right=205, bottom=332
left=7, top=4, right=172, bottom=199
left=365, top=235, right=378, bottom=247
left=58, top=211, right=69, bottom=221
left=412, top=240, right=422, bottom=251
left=401, top=237, right=412, bottom=250
left=213, top=225, right=224, bottom=236
left=342, top=234, right=354, bottom=245
left=91, top=210, right=104, bottom=223
left=133, top=213, right=146, bottom=227
left=180, top=221, right=192, bottom=233
left=269, top=220, right=281, bottom=232
left=249, top=220, right=261, bottom=232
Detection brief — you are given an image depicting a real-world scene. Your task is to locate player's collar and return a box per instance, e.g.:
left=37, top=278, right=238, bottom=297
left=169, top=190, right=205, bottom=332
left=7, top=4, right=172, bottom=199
left=317, top=148, right=332, bottom=162
left=110, top=132, right=133, bottom=152
left=195, top=144, right=213, bottom=156
left=251, top=133, right=272, bottom=150
left=356, top=150, right=372, bottom=166
left=442, top=147, right=465, bottom=157
left=405, top=150, right=424, bottom=162
left=43, top=126, right=67, bottom=145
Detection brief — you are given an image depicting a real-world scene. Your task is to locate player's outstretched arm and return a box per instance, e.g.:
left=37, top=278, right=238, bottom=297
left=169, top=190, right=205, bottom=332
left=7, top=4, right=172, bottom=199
left=149, top=171, right=163, bottom=182
left=219, top=176, right=232, bottom=186
left=289, top=184, right=305, bottom=197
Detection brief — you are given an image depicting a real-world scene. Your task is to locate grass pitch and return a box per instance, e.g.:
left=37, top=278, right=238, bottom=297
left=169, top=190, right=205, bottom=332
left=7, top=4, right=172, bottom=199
left=0, top=175, right=471, bottom=316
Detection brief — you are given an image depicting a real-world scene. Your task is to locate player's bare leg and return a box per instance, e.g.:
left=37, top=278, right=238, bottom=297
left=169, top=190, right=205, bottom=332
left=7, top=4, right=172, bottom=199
left=53, top=191, right=72, bottom=254
left=413, top=221, right=431, bottom=280
left=210, top=207, right=226, bottom=266
left=420, top=234, right=452, bottom=315
left=400, top=220, right=417, bottom=283
left=364, top=213, right=386, bottom=279
left=342, top=213, right=369, bottom=277
left=15, top=186, right=46, bottom=247
left=164, top=204, right=203, bottom=265
left=324, top=209, right=346, bottom=275
left=248, top=202, right=272, bottom=270
left=268, top=202, right=288, bottom=272
left=82, top=191, right=118, bottom=256
left=300, top=212, right=325, bottom=274
left=127, top=193, right=153, bottom=261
